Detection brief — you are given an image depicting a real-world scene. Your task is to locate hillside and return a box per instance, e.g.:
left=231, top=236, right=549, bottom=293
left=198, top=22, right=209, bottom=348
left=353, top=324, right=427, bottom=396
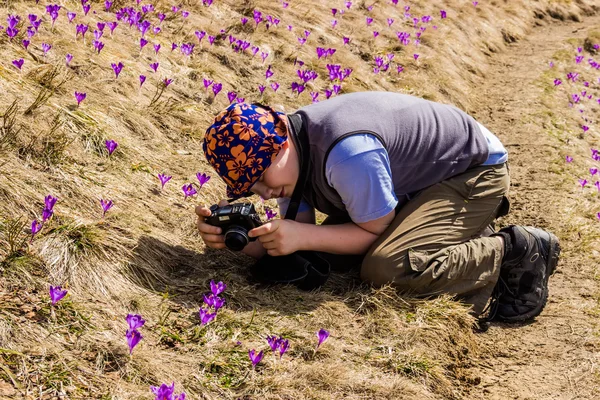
left=0, top=0, right=599, bottom=399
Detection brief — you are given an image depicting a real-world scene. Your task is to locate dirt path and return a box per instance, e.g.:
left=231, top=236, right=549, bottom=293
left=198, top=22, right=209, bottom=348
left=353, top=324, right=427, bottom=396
left=465, top=13, right=600, bottom=400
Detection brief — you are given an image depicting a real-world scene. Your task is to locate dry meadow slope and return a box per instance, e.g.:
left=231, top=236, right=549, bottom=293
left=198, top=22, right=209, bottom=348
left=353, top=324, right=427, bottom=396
left=0, top=0, right=598, bottom=399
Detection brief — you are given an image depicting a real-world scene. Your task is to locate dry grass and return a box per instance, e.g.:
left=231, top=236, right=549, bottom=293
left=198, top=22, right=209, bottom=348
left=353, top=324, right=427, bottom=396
left=0, top=0, right=598, bottom=398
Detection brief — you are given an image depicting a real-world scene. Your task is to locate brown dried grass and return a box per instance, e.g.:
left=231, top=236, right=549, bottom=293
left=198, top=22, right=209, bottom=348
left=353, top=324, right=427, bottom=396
left=0, top=0, right=597, bottom=398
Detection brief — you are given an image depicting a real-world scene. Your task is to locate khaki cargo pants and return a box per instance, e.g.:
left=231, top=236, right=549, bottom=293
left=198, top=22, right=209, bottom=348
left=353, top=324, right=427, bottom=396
left=324, top=163, right=510, bottom=315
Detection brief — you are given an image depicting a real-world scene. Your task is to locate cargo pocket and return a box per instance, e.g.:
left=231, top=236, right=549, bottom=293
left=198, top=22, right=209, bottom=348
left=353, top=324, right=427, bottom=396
left=407, top=248, right=431, bottom=273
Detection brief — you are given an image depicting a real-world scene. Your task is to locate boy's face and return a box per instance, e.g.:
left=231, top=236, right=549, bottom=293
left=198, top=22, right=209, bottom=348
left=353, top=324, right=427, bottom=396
left=249, top=139, right=299, bottom=200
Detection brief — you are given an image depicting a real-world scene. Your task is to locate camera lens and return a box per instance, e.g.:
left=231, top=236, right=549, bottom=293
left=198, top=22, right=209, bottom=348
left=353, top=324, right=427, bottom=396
left=224, top=226, right=250, bottom=251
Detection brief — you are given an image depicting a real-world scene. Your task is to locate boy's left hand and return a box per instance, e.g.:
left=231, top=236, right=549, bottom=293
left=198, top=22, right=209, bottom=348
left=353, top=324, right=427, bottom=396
left=248, top=219, right=304, bottom=256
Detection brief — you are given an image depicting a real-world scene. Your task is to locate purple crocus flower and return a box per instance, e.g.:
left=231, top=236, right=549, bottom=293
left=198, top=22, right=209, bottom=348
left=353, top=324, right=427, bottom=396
left=82, top=4, right=91, bottom=15
left=126, top=313, right=146, bottom=330
left=139, top=75, right=146, bottom=87
left=579, top=178, right=588, bottom=189
left=265, top=65, right=274, bottom=79
left=271, top=82, right=280, bottom=92
left=100, top=199, right=113, bottom=217
left=42, top=208, right=53, bottom=222
left=590, top=168, right=598, bottom=176
left=107, top=21, right=117, bottom=34
left=258, top=84, right=266, bottom=94
left=265, top=207, right=278, bottom=220
left=150, top=383, right=186, bottom=400
left=158, top=173, right=171, bottom=189
left=181, top=43, right=194, bottom=56
left=157, top=13, right=166, bottom=23
left=31, top=220, right=43, bottom=239
left=41, top=43, right=52, bottom=56
left=248, top=349, right=264, bottom=368
left=139, top=37, right=149, bottom=50
left=49, top=285, right=68, bottom=305
left=12, top=59, right=24, bottom=70
left=241, top=17, right=248, bottom=25
left=45, top=195, right=58, bottom=211
left=565, top=155, right=573, bottom=163
left=74, top=91, right=86, bottom=106
left=153, top=43, right=161, bottom=54
left=105, top=139, right=118, bottom=155
left=266, top=335, right=280, bottom=352
left=76, top=24, right=88, bottom=39
left=316, top=328, right=329, bottom=349
left=105, top=1, right=113, bottom=11
left=6, top=14, right=19, bottom=29
left=125, top=329, right=142, bottom=355
left=182, top=184, right=197, bottom=199
left=210, top=280, right=226, bottom=296
left=195, top=30, right=206, bottom=43
left=66, top=53, right=73, bottom=66
left=198, top=307, right=216, bottom=325
left=5, top=27, right=18, bottom=39
left=22, top=39, right=30, bottom=49
left=212, top=82, right=222, bottom=96
left=227, top=91, right=237, bottom=104
left=163, top=78, right=173, bottom=87
left=196, top=172, right=210, bottom=187
left=67, top=11, right=76, bottom=22
left=149, top=62, right=159, bottom=72
left=278, top=339, right=290, bottom=359
left=111, top=62, right=123, bottom=78
left=93, top=40, right=104, bottom=54
left=203, top=294, right=225, bottom=310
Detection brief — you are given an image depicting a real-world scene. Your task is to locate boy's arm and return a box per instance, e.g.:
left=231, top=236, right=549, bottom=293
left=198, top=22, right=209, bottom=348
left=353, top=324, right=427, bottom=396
left=299, top=209, right=395, bottom=255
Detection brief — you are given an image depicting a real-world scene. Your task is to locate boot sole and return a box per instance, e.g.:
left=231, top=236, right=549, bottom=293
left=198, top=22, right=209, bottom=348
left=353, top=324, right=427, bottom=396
left=498, top=231, right=561, bottom=323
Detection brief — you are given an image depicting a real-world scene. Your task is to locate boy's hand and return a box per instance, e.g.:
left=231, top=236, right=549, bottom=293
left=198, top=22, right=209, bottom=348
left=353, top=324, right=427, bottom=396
left=248, top=219, right=303, bottom=256
left=195, top=199, right=229, bottom=249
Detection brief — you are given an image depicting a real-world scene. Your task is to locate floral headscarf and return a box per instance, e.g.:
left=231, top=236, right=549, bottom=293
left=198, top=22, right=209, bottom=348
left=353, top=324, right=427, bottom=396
left=203, top=103, right=289, bottom=199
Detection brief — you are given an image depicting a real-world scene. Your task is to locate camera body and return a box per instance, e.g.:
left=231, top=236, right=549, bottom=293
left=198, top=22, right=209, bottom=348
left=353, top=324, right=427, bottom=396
left=205, top=203, right=263, bottom=251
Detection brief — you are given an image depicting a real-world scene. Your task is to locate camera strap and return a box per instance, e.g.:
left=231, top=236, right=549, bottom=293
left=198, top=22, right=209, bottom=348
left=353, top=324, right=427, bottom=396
left=285, top=113, right=310, bottom=221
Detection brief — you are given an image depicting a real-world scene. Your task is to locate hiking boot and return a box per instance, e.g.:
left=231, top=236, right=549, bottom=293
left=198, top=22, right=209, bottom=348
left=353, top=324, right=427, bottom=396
left=493, top=226, right=561, bottom=322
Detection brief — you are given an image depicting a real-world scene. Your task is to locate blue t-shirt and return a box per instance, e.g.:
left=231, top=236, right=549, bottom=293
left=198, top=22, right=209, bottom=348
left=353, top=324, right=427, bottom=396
left=278, top=122, right=507, bottom=223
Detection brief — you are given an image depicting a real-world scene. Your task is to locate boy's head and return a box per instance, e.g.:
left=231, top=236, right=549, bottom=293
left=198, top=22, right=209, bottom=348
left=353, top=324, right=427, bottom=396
left=203, top=103, right=298, bottom=200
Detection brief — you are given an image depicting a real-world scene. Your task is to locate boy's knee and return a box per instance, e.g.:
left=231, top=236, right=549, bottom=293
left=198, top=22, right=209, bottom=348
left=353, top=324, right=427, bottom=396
left=360, top=249, right=409, bottom=286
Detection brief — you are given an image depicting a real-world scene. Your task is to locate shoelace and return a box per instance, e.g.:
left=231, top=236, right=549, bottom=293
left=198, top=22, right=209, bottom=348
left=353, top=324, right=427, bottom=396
left=478, top=276, right=518, bottom=325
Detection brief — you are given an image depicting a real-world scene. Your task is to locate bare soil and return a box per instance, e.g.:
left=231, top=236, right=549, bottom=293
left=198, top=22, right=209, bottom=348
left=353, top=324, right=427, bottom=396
left=464, top=13, right=600, bottom=400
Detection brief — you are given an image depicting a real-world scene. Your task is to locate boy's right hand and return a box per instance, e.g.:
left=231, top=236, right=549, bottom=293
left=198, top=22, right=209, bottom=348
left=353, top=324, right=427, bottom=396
left=195, top=199, right=229, bottom=249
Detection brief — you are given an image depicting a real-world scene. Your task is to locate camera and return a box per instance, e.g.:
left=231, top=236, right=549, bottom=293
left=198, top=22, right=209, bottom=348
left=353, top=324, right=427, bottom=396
left=205, top=203, right=263, bottom=251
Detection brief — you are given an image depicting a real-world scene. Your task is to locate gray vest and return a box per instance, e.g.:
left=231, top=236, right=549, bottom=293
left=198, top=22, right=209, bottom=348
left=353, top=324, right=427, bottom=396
left=291, top=91, right=489, bottom=217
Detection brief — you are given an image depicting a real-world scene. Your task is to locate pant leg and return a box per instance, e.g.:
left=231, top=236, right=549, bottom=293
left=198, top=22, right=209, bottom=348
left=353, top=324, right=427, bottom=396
left=360, top=163, right=510, bottom=315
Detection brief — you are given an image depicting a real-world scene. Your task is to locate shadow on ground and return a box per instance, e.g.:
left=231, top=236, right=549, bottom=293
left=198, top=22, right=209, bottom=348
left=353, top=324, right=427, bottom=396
left=126, top=235, right=365, bottom=315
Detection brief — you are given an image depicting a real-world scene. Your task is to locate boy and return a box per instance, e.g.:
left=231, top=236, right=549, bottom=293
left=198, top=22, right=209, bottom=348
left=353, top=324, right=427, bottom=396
left=196, top=92, right=560, bottom=322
